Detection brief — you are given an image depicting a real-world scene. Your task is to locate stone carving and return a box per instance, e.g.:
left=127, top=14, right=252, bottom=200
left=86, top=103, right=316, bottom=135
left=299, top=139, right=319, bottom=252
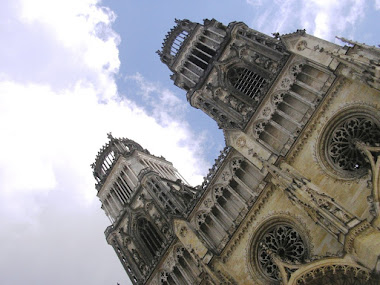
left=295, top=263, right=375, bottom=284
left=260, top=159, right=361, bottom=243
left=223, top=94, right=253, bottom=116
left=195, top=96, right=236, bottom=129
left=237, top=27, right=287, bottom=53
left=344, top=220, right=372, bottom=254
left=257, top=224, right=307, bottom=281
left=204, top=198, right=213, bottom=208
left=272, top=92, right=285, bottom=106
left=327, top=116, right=380, bottom=175
left=196, top=212, right=208, bottom=227
left=262, top=107, right=273, bottom=118
left=221, top=171, right=231, bottom=181
left=213, top=186, right=225, bottom=200
left=230, top=157, right=243, bottom=172
left=296, top=40, right=308, bottom=51
left=254, top=121, right=267, bottom=137
left=236, top=136, right=246, bottom=148
left=179, top=226, right=188, bottom=237
left=200, top=147, right=231, bottom=191
left=316, top=104, right=380, bottom=179
left=290, top=62, right=304, bottom=77
left=280, top=77, right=292, bottom=89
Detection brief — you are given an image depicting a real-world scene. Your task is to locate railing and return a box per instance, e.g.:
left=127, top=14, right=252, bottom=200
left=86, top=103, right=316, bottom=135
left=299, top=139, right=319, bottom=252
left=199, top=146, right=231, bottom=192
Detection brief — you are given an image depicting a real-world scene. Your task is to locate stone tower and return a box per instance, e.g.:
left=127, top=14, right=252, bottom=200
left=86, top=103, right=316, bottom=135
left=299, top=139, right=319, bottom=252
left=92, top=133, right=199, bottom=283
left=94, top=18, right=380, bottom=284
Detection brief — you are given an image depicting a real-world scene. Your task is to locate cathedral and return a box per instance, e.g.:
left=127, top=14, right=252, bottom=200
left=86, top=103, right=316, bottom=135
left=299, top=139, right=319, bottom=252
left=92, top=19, right=380, bottom=284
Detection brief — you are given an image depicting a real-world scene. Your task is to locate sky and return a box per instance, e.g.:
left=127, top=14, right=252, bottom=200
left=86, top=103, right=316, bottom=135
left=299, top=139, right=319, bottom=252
left=0, top=0, right=379, bottom=284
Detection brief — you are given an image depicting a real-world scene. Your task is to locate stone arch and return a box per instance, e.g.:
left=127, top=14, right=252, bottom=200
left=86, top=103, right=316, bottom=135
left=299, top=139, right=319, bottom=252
left=193, top=210, right=223, bottom=250
left=172, top=244, right=201, bottom=284
left=211, top=183, right=243, bottom=225
left=136, top=217, right=164, bottom=257
left=288, top=257, right=379, bottom=285
left=229, top=156, right=264, bottom=203
left=129, top=210, right=167, bottom=265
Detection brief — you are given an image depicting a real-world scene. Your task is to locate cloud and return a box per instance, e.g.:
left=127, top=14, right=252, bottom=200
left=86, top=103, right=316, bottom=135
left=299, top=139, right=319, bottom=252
left=124, top=73, right=209, bottom=182
left=246, top=0, right=264, bottom=6
left=375, top=0, right=380, bottom=10
left=247, top=0, right=366, bottom=41
left=0, top=1, right=209, bottom=284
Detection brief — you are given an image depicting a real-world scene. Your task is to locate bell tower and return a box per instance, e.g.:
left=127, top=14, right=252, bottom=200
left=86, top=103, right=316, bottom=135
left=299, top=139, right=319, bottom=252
left=92, top=133, right=197, bottom=284
left=158, top=19, right=290, bottom=130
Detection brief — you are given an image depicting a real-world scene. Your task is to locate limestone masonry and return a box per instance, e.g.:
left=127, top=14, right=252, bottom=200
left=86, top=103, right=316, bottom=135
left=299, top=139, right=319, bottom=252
left=92, top=19, right=380, bottom=284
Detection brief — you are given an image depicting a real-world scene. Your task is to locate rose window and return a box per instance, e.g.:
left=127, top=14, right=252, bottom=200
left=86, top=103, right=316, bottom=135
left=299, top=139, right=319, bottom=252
left=327, top=117, right=380, bottom=176
left=257, top=224, right=307, bottom=282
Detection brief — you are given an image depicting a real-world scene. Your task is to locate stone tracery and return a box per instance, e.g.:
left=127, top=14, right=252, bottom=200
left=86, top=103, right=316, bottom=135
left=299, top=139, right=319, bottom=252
left=318, top=107, right=380, bottom=179
left=327, top=116, right=380, bottom=175
left=257, top=224, right=307, bottom=282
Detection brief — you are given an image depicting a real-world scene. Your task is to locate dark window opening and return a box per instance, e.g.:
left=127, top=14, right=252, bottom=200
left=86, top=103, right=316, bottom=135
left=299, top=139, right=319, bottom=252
left=228, top=67, right=266, bottom=100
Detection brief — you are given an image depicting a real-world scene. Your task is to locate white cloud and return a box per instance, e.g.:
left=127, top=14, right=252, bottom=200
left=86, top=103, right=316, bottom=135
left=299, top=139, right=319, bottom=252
left=247, top=0, right=366, bottom=41
left=246, top=0, right=264, bottom=6
left=0, top=1, right=208, bottom=284
left=300, top=0, right=365, bottom=40
left=375, top=0, right=380, bottom=10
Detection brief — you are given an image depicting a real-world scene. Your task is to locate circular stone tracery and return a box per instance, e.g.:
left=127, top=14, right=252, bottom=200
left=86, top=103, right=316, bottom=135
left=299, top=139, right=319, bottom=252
left=257, top=224, right=307, bottom=282
left=326, top=116, right=380, bottom=177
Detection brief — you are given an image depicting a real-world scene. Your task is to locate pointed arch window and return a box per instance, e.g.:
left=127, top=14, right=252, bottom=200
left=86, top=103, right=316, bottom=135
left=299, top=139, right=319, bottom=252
left=227, top=66, right=266, bottom=101
left=137, top=218, right=164, bottom=257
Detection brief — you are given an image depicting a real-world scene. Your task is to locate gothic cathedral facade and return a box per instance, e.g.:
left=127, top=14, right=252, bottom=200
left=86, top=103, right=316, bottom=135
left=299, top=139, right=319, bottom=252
left=92, top=19, right=380, bottom=284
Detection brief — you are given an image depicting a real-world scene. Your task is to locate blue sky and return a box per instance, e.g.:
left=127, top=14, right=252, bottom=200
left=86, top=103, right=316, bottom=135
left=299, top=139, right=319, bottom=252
left=0, top=0, right=379, bottom=284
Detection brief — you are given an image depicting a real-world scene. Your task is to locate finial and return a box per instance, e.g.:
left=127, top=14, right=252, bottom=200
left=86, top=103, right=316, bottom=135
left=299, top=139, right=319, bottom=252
left=107, top=132, right=114, bottom=140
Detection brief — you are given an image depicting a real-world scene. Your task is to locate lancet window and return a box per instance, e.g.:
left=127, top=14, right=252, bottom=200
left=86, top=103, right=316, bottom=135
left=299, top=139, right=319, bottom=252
left=229, top=157, right=263, bottom=202
left=158, top=246, right=200, bottom=285
left=254, top=62, right=333, bottom=155
left=193, top=158, right=265, bottom=251
left=137, top=218, right=164, bottom=257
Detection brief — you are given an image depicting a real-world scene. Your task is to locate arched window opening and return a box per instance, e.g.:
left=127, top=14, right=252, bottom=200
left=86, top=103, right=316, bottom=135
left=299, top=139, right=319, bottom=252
left=327, top=116, right=380, bottom=175
left=254, top=223, right=308, bottom=283
left=318, top=108, right=380, bottom=179
left=101, top=151, right=115, bottom=175
left=170, top=30, right=189, bottom=57
left=228, top=67, right=266, bottom=101
left=137, top=218, right=164, bottom=257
